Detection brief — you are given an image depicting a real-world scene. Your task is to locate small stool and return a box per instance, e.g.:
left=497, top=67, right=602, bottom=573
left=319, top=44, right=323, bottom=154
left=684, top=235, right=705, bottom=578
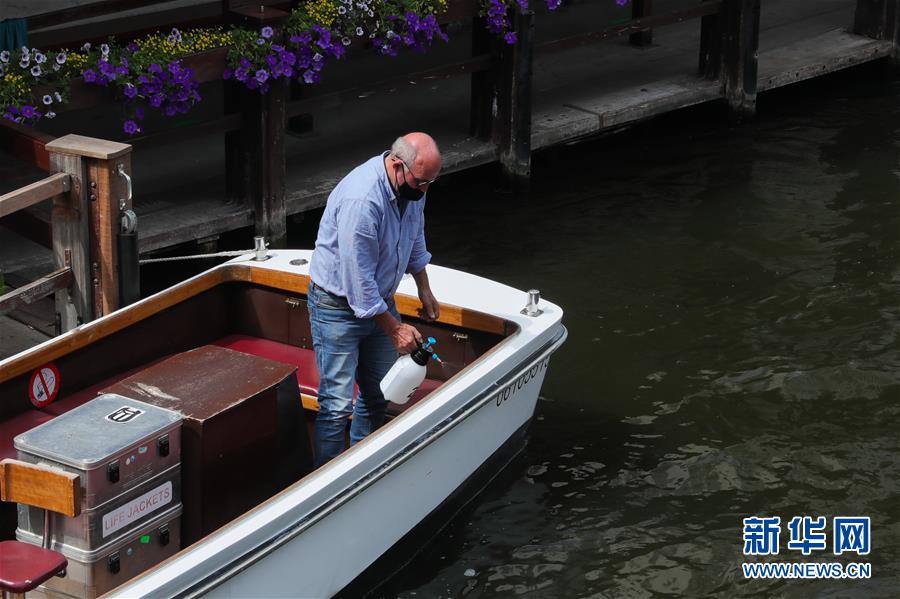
left=0, top=540, right=67, bottom=599
left=0, top=459, right=80, bottom=599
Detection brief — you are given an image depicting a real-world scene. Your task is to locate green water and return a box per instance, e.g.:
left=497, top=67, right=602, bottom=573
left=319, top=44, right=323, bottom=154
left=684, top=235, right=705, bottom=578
left=377, top=65, right=900, bottom=597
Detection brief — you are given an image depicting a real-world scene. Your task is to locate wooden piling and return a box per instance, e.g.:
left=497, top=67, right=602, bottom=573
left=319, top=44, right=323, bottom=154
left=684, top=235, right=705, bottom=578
left=226, top=5, right=289, bottom=248
left=629, top=0, right=653, bottom=47
left=854, top=0, right=900, bottom=61
left=495, top=10, right=535, bottom=188
left=721, top=0, right=760, bottom=119
left=469, top=16, right=494, bottom=139
left=45, top=135, right=132, bottom=331
left=698, top=0, right=722, bottom=79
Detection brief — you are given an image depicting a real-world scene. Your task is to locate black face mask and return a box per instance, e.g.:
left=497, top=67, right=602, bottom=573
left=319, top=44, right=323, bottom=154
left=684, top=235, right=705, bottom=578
left=397, top=181, right=425, bottom=202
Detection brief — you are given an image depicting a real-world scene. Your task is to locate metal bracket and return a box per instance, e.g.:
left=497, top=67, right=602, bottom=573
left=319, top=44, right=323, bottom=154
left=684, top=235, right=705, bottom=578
left=116, top=163, right=132, bottom=210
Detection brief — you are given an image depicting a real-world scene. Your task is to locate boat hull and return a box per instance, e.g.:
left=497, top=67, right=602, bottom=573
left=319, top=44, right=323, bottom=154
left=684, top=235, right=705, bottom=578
left=167, top=329, right=565, bottom=598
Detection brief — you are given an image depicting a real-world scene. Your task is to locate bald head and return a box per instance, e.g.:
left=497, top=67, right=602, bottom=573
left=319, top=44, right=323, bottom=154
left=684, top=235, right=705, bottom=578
left=390, top=132, right=442, bottom=181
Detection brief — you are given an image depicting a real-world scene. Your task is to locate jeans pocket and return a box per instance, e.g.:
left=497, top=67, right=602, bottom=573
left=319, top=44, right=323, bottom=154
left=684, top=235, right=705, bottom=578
left=313, top=285, right=351, bottom=311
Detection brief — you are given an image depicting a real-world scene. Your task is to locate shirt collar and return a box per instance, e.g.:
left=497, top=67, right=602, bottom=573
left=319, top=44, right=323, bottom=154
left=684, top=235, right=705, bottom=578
left=378, top=151, right=398, bottom=203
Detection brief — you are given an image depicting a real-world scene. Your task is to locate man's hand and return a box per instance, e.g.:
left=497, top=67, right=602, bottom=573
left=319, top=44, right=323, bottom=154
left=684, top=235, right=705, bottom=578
left=390, top=323, right=422, bottom=354
left=413, top=268, right=440, bottom=322
left=374, top=311, right=422, bottom=354
left=418, top=287, right=440, bottom=322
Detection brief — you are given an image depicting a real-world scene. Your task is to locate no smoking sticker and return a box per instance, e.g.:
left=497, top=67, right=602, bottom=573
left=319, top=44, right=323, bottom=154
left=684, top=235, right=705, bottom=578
left=29, top=363, right=60, bottom=408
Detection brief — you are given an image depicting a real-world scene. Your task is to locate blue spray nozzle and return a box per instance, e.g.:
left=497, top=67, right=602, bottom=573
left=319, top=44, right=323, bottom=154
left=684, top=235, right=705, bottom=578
left=422, top=336, right=437, bottom=350
left=431, top=352, right=442, bottom=363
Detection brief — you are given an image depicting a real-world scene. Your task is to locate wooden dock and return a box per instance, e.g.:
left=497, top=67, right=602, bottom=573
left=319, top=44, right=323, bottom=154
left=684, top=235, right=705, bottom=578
left=1, top=0, right=898, bottom=303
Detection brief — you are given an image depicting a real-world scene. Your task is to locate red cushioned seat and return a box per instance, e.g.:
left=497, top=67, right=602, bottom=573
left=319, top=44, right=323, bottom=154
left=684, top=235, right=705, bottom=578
left=214, top=334, right=326, bottom=397
left=0, top=540, right=67, bottom=594
left=213, top=334, right=442, bottom=413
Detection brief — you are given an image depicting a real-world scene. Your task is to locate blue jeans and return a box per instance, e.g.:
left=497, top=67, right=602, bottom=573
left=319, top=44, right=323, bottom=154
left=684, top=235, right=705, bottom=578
left=308, top=283, right=399, bottom=466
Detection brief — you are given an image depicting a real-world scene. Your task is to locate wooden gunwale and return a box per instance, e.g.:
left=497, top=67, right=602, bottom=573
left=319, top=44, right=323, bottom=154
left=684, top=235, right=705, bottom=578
left=0, top=264, right=510, bottom=383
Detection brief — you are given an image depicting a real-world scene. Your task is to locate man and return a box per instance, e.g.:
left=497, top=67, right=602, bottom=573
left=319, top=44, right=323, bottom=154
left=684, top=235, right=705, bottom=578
left=308, top=132, right=442, bottom=466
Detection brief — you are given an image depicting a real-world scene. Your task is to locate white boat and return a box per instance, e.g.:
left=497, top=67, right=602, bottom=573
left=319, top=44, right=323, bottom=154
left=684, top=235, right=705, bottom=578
left=0, top=249, right=566, bottom=598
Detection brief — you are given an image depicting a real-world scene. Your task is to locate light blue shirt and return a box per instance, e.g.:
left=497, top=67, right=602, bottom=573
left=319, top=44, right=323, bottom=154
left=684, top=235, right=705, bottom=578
left=309, top=153, right=432, bottom=319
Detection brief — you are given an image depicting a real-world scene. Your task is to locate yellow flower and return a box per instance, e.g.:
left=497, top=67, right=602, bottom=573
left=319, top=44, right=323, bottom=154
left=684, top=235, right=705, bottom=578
left=305, top=0, right=340, bottom=27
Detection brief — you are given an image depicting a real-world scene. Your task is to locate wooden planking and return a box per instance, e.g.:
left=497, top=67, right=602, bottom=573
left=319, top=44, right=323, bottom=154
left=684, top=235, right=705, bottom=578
left=29, top=2, right=223, bottom=49
left=286, top=55, right=493, bottom=118
left=45, top=135, right=131, bottom=161
left=0, top=459, right=82, bottom=517
left=758, top=29, right=894, bottom=91
left=0, top=268, right=73, bottom=317
left=50, top=151, right=92, bottom=333
left=531, top=76, right=722, bottom=149
left=87, top=154, right=132, bottom=317
left=27, top=0, right=180, bottom=30
left=244, top=267, right=509, bottom=335
left=537, top=2, right=722, bottom=55
left=0, top=173, right=70, bottom=218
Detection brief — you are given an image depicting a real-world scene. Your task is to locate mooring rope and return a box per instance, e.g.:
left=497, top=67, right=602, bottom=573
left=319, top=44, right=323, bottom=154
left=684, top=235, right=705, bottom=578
left=138, top=249, right=255, bottom=265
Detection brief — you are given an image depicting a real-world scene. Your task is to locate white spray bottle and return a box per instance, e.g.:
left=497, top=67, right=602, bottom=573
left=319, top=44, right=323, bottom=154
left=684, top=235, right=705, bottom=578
left=380, top=337, right=441, bottom=405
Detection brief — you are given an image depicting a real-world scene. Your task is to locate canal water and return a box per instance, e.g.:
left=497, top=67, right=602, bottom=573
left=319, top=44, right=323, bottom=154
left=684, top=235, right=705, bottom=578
left=372, top=64, right=900, bottom=597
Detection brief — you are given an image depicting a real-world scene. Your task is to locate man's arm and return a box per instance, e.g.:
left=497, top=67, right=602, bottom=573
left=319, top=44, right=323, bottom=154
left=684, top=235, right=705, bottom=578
left=374, top=311, right=422, bottom=354
left=412, top=267, right=440, bottom=322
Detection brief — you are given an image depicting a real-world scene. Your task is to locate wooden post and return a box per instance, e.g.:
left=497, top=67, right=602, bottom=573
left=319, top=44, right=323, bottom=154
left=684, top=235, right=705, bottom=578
left=45, top=135, right=132, bottom=331
left=721, top=0, right=760, bottom=119
left=227, top=6, right=289, bottom=248
left=494, top=10, right=535, bottom=188
left=470, top=16, right=494, bottom=138
left=629, top=0, right=653, bottom=46
left=698, top=0, right=722, bottom=79
left=854, top=0, right=900, bottom=60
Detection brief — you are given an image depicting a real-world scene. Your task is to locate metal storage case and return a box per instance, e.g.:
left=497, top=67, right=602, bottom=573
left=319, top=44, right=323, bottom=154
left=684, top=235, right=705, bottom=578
left=14, top=394, right=182, bottom=509
left=13, top=394, right=184, bottom=598
left=17, top=465, right=181, bottom=551
left=19, top=504, right=182, bottom=599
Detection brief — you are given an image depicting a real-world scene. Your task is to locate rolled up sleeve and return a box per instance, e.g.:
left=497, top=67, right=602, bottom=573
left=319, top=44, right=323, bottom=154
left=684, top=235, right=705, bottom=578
left=406, top=212, right=432, bottom=275
left=337, top=200, right=389, bottom=318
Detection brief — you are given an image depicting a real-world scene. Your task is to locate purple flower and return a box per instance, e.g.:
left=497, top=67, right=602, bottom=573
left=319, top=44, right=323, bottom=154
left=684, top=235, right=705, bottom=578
left=55, top=52, right=67, bottom=64
left=302, top=69, right=317, bottom=84
left=45, top=111, right=56, bottom=119
left=127, top=42, right=139, bottom=52
left=30, top=65, right=41, bottom=77
left=123, top=120, right=139, bottom=135
left=223, top=67, right=233, bottom=80
left=163, top=104, right=177, bottom=117
left=149, top=94, right=164, bottom=108
left=123, top=83, right=137, bottom=98
left=83, top=69, right=97, bottom=82
left=135, top=106, right=145, bottom=120
left=255, top=69, right=269, bottom=83
left=504, top=31, right=517, bottom=44
left=616, top=0, right=629, bottom=4
left=256, top=38, right=266, bottom=46
left=20, top=105, right=38, bottom=119
left=148, top=63, right=162, bottom=74
left=100, top=43, right=110, bottom=56
left=261, top=26, right=274, bottom=39
left=42, top=94, right=53, bottom=105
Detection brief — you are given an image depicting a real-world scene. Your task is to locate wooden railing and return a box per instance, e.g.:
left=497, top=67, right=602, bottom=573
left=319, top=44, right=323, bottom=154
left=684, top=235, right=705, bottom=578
left=0, top=173, right=72, bottom=318
left=0, top=135, right=134, bottom=332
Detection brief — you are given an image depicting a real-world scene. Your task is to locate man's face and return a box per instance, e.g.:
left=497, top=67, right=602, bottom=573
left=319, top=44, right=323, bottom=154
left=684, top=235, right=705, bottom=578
left=395, top=156, right=439, bottom=193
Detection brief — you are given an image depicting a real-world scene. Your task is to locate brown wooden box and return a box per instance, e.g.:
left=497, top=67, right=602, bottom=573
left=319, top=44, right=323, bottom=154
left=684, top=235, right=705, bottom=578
left=102, top=345, right=312, bottom=545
